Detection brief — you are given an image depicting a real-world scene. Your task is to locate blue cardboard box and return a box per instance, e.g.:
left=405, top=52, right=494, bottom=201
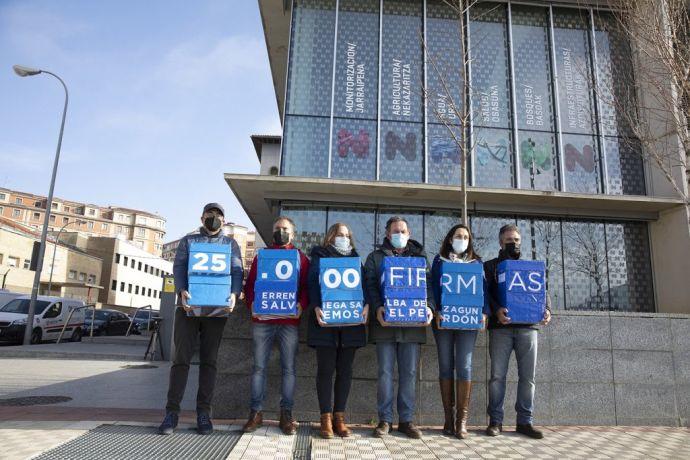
left=187, top=242, right=233, bottom=314
left=439, top=262, right=484, bottom=329
left=497, top=260, right=546, bottom=324
left=380, top=257, right=428, bottom=324
left=320, top=257, right=364, bottom=325
left=253, top=249, right=300, bottom=317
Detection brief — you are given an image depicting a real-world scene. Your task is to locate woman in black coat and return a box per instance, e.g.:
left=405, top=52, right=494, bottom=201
left=307, top=222, right=368, bottom=439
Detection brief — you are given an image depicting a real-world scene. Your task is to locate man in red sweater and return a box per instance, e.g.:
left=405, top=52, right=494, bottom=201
left=242, top=216, right=310, bottom=435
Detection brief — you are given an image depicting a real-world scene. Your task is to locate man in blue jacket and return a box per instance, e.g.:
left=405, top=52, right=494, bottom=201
left=158, top=203, right=244, bottom=436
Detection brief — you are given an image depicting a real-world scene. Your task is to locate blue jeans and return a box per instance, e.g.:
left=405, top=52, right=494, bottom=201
left=433, top=328, right=479, bottom=381
left=250, top=323, right=299, bottom=412
left=376, top=342, right=420, bottom=423
left=487, top=328, right=538, bottom=425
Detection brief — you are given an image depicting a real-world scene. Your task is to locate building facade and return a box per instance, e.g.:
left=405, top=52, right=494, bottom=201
left=226, top=0, right=690, bottom=315
left=0, top=217, right=103, bottom=303
left=86, top=236, right=173, bottom=310
left=0, top=187, right=167, bottom=256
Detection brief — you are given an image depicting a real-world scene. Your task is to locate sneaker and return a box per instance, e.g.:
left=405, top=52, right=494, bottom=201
left=158, top=411, right=178, bottom=435
left=485, top=423, right=502, bottom=437
left=373, top=421, right=391, bottom=438
left=516, top=424, right=544, bottom=439
left=197, top=412, right=214, bottom=435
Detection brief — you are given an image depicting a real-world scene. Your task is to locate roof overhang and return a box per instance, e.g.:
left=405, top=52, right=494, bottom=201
left=258, top=0, right=291, bottom=119
left=225, top=174, right=685, bottom=241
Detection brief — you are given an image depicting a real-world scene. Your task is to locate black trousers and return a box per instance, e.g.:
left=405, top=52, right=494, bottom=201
left=166, top=308, right=227, bottom=414
left=315, top=346, right=357, bottom=414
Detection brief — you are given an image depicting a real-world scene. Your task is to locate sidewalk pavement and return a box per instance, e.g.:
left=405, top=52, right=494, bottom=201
left=0, top=356, right=689, bottom=459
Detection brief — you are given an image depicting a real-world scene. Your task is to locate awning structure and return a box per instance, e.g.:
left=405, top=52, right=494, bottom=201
left=224, top=173, right=685, bottom=241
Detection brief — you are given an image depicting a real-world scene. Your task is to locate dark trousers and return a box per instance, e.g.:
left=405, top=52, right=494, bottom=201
left=315, top=346, right=357, bottom=414
left=166, top=307, right=227, bottom=414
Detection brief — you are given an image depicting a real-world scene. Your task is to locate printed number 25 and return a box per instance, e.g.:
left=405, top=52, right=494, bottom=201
left=192, top=253, right=227, bottom=272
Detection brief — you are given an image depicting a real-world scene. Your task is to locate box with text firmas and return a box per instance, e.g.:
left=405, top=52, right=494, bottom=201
left=187, top=242, right=233, bottom=317
left=497, top=260, right=546, bottom=324
left=319, top=257, right=364, bottom=326
left=380, top=256, right=428, bottom=324
left=253, top=249, right=300, bottom=318
left=439, top=262, right=484, bottom=329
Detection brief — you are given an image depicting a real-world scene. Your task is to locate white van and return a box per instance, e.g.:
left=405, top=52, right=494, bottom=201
left=0, top=290, right=23, bottom=309
left=0, top=295, right=86, bottom=344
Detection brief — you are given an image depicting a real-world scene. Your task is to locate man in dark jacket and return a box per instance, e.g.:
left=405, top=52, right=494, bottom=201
left=364, top=216, right=434, bottom=439
left=242, top=216, right=310, bottom=435
left=158, top=203, right=244, bottom=436
left=484, top=224, right=551, bottom=439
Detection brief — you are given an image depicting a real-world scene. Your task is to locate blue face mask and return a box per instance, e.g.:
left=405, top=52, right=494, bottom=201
left=390, top=233, right=409, bottom=249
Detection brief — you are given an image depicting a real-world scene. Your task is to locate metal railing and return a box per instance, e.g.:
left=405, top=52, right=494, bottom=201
left=126, top=304, right=153, bottom=336
left=56, top=303, right=96, bottom=344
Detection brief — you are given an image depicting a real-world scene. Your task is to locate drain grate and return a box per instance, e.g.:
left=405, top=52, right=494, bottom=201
left=34, top=424, right=242, bottom=460
left=120, top=364, right=158, bottom=369
left=292, top=421, right=312, bottom=460
left=0, top=396, right=72, bottom=406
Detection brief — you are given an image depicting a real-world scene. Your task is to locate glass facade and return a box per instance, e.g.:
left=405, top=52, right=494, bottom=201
left=281, top=204, right=654, bottom=312
left=280, top=0, right=645, bottom=195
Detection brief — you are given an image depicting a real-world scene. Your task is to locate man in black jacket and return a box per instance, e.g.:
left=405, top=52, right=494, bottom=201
left=484, top=224, right=551, bottom=439
left=364, top=216, right=434, bottom=439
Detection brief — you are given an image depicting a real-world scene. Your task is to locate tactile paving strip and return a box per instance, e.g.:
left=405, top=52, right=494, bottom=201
left=34, top=424, right=242, bottom=460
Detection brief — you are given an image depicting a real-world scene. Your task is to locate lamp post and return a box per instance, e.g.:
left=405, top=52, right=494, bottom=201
left=13, top=65, right=69, bottom=345
left=47, top=219, right=86, bottom=294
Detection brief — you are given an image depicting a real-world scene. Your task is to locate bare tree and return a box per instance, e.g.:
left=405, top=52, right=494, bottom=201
left=593, top=1, right=690, bottom=217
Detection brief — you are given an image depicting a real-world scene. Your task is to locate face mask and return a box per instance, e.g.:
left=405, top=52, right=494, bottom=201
left=503, top=242, right=521, bottom=260
left=390, top=233, right=409, bottom=249
left=273, top=229, right=291, bottom=246
left=333, top=236, right=351, bottom=251
left=203, top=216, right=222, bottom=232
left=452, top=238, right=469, bottom=254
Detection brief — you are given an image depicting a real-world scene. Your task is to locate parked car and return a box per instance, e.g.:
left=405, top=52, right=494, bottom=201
left=0, top=296, right=85, bottom=344
left=83, top=309, right=135, bottom=336
left=0, top=290, right=23, bottom=309
left=128, top=310, right=160, bottom=333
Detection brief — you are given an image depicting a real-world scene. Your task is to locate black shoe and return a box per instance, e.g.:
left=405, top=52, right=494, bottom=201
left=516, top=424, right=544, bottom=439
left=158, top=411, right=178, bottom=435
left=485, top=423, right=502, bottom=437
left=197, top=412, right=214, bottom=435
left=397, top=422, right=423, bottom=439
left=373, top=421, right=391, bottom=437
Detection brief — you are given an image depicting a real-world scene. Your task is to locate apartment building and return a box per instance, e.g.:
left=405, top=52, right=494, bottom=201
left=0, top=188, right=166, bottom=256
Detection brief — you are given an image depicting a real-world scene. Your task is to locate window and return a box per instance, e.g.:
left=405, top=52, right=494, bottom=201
left=62, top=217, right=69, bottom=224
left=138, top=261, right=142, bottom=271
left=87, top=274, right=96, bottom=284
left=120, top=281, right=125, bottom=292
left=51, top=202, right=58, bottom=210
left=111, top=280, right=117, bottom=291
left=123, top=256, right=129, bottom=265
left=135, top=286, right=139, bottom=295
left=136, top=228, right=145, bottom=238
left=155, top=268, right=160, bottom=276
left=147, top=288, right=152, bottom=297
left=0, top=206, right=4, bottom=215
left=128, top=283, right=132, bottom=293
left=12, top=209, right=21, bottom=218
left=0, top=193, right=5, bottom=200
left=140, top=217, right=147, bottom=225
left=15, top=197, right=22, bottom=204
left=23, top=259, right=30, bottom=270
left=33, top=212, right=41, bottom=220
left=49, top=215, right=56, bottom=223
left=68, top=270, right=77, bottom=279
left=144, top=264, right=149, bottom=273
left=64, top=206, right=70, bottom=213
left=88, top=209, right=95, bottom=216
left=116, top=225, right=123, bottom=234
left=125, top=215, right=131, bottom=223
left=102, top=223, right=108, bottom=231
left=130, top=258, right=135, bottom=268
left=78, top=272, right=86, bottom=282
left=115, top=253, right=121, bottom=264
left=7, top=256, right=18, bottom=268
left=0, top=254, right=3, bottom=264
left=43, top=302, right=62, bottom=319
left=88, top=221, right=94, bottom=230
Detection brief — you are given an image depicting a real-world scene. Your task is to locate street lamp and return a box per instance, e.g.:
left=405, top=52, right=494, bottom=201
left=47, top=219, right=87, bottom=294
left=13, top=64, right=69, bottom=345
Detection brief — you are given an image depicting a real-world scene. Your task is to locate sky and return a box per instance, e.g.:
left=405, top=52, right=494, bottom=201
left=0, top=0, right=281, bottom=241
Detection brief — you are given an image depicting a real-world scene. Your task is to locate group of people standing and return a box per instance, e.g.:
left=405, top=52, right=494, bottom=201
left=158, top=203, right=551, bottom=441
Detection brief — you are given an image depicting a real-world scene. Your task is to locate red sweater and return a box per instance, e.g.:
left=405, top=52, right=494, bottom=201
left=244, top=243, right=310, bottom=326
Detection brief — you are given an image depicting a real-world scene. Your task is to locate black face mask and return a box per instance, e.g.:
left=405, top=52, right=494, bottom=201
left=502, top=242, right=521, bottom=260
left=273, top=229, right=290, bottom=246
left=203, top=216, right=222, bottom=232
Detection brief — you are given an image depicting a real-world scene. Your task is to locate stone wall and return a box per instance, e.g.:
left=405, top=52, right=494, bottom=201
left=213, top=307, right=690, bottom=427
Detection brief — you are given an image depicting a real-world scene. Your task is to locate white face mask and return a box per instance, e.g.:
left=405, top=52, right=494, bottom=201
left=452, top=238, right=469, bottom=254
left=334, top=236, right=351, bottom=251
left=390, top=232, right=409, bottom=249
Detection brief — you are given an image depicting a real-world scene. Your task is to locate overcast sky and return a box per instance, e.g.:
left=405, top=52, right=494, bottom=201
left=0, top=0, right=281, bottom=240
